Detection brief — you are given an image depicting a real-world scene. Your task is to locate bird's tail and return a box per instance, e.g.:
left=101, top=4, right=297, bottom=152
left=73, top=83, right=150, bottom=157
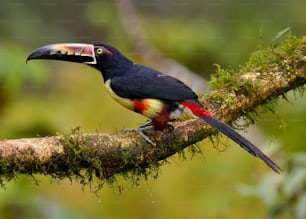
left=181, top=101, right=281, bottom=173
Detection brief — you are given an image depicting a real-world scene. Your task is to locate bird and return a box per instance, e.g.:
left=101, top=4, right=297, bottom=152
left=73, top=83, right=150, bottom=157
left=27, top=43, right=281, bottom=173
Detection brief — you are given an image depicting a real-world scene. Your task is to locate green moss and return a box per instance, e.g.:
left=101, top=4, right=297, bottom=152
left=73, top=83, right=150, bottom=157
left=197, top=35, right=305, bottom=146
left=0, top=160, right=16, bottom=188
left=209, top=35, right=305, bottom=91
left=210, top=64, right=238, bottom=90
left=56, top=127, right=163, bottom=192
left=56, top=127, right=101, bottom=189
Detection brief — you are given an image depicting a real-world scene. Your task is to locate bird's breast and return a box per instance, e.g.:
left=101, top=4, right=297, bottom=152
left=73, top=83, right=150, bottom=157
left=104, top=79, right=164, bottom=119
left=104, top=79, right=134, bottom=111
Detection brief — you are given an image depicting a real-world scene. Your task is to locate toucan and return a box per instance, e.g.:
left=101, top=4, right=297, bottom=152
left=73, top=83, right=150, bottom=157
left=27, top=43, right=281, bottom=173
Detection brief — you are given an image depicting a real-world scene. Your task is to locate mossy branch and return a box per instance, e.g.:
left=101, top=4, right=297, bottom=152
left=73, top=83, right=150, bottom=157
left=0, top=36, right=305, bottom=187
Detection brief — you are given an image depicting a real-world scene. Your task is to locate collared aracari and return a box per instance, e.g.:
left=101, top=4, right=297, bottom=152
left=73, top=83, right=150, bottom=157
left=26, top=43, right=281, bottom=173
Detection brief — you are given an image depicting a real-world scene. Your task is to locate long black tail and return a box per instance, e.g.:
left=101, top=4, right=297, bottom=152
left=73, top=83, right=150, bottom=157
left=203, top=116, right=281, bottom=173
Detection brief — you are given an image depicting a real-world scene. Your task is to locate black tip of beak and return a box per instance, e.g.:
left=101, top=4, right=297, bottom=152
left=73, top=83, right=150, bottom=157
left=26, top=47, right=50, bottom=63
left=26, top=45, right=63, bottom=64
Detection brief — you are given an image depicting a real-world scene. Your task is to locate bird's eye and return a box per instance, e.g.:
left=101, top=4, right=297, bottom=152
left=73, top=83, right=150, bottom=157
left=96, top=48, right=103, bottom=54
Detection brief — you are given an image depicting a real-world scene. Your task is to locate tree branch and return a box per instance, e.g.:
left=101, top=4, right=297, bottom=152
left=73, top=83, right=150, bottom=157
left=0, top=36, right=305, bottom=186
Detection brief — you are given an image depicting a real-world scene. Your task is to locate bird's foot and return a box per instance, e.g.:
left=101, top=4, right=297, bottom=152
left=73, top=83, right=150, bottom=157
left=125, top=121, right=174, bottom=145
left=167, top=123, right=174, bottom=132
left=125, top=122, right=155, bottom=145
left=139, top=120, right=153, bottom=129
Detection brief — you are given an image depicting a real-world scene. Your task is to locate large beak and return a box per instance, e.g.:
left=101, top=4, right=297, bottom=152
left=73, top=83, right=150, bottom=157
left=26, top=43, right=96, bottom=64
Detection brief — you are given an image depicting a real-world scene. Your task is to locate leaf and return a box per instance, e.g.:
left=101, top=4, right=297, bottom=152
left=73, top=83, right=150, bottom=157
left=272, top=27, right=291, bottom=49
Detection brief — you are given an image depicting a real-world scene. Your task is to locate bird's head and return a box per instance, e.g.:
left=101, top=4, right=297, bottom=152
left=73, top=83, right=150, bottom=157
left=26, top=43, right=132, bottom=78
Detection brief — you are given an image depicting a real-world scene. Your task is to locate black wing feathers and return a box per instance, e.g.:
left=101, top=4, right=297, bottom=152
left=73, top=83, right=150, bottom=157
left=110, top=64, right=198, bottom=101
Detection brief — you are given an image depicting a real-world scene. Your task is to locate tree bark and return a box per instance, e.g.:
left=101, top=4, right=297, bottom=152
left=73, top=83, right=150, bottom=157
left=0, top=36, right=305, bottom=186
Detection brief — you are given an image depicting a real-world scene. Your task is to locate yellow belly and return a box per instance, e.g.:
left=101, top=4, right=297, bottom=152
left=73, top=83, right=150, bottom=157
left=104, top=79, right=134, bottom=110
left=104, top=79, right=163, bottom=118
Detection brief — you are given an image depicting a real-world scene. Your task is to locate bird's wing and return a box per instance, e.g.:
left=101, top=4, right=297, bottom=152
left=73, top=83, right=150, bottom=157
left=109, top=64, right=198, bottom=101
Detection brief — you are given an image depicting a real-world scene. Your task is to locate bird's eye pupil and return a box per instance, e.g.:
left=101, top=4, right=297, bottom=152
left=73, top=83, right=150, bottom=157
left=97, top=48, right=103, bottom=54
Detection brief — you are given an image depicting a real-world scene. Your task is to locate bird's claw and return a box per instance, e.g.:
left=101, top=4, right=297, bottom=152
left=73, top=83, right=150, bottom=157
left=167, top=124, right=174, bottom=132
left=124, top=124, right=155, bottom=145
left=139, top=120, right=153, bottom=129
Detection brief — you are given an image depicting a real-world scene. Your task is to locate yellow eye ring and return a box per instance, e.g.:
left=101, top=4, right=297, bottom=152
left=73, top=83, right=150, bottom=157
left=96, top=48, right=103, bottom=54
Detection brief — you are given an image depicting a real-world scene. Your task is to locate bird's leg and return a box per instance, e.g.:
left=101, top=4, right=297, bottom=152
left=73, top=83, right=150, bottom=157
left=124, top=121, right=155, bottom=145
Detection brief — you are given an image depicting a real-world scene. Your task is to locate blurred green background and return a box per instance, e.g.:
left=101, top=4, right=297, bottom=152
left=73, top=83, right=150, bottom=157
left=0, top=0, right=305, bottom=218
